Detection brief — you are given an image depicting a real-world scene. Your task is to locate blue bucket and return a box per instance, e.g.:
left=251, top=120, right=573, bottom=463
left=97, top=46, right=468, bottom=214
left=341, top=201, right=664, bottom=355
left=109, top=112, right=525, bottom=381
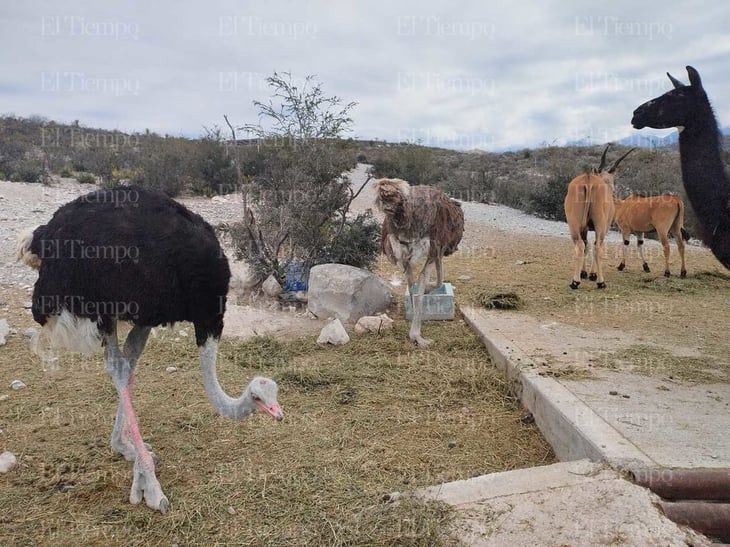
left=284, top=261, right=309, bottom=291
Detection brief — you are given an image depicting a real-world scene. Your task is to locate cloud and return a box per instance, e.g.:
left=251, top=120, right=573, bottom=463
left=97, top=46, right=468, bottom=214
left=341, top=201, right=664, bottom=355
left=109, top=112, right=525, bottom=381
left=3, top=1, right=729, bottom=150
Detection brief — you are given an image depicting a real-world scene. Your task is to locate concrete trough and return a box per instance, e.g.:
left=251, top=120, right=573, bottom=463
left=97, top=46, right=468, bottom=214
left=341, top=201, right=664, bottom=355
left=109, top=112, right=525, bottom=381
left=404, top=282, right=455, bottom=320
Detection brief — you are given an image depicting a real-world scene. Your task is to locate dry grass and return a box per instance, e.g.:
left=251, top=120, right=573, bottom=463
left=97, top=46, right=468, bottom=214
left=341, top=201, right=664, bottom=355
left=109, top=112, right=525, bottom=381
left=447, top=227, right=730, bottom=371
left=0, top=286, right=553, bottom=546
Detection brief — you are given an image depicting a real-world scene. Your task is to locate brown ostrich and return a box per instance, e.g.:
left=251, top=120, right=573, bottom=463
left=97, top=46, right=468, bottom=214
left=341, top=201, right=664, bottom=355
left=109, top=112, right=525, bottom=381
left=632, top=65, right=730, bottom=269
left=375, top=178, right=464, bottom=346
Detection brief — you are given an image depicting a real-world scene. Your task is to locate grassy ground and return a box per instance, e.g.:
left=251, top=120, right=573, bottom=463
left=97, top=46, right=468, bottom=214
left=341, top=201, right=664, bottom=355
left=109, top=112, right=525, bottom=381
left=445, top=227, right=730, bottom=383
left=0, top=285, right=553, bottom=546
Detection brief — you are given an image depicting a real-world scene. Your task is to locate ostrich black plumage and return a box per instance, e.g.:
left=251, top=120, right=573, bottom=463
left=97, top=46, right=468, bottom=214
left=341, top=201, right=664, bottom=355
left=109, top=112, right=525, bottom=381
left=17, top=186, right=283, bottom=513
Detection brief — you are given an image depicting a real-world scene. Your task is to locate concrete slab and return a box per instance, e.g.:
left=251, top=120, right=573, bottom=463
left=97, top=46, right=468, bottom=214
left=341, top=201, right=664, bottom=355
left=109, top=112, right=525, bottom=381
left=414, top=460, right=710, bottom=546
left=462, top=306, right=730, bottom=469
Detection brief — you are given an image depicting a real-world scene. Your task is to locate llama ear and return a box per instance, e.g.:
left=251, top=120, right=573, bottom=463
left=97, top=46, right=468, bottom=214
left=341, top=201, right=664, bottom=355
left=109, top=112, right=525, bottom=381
left=686, top=66, right=703, bottom=89
left=667, top=72, right=685, bottom=89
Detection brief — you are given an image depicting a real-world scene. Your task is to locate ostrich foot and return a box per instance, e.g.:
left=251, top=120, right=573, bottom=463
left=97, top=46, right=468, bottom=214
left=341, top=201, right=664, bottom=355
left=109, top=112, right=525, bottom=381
left=130, top=458, right=169, bottom=513
left=410, top=333, right=433, bottom=347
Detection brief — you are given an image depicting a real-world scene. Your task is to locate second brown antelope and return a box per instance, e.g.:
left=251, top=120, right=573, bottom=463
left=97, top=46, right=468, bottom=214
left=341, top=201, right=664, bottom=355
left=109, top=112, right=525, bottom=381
left=614, top=193, right=689, bottom=278
left=564, top=145, right=635, bottom=289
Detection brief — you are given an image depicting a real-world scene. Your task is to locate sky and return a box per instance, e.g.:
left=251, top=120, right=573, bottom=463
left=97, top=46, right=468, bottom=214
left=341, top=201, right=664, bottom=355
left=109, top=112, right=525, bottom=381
left=3, top=0, right=730, bottom=151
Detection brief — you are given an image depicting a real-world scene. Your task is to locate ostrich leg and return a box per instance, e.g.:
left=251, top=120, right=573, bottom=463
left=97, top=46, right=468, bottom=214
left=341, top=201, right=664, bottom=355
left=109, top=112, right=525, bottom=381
left=409, top=262, right=433, bottom=347
left=104, top=322, right=168, bottom=513
left=110, top=324, right=157, bottom=463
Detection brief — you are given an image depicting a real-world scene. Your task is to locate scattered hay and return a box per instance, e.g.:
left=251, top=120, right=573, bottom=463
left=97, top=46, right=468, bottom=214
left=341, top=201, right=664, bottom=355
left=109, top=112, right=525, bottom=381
left=594, top=345, right=730, bottom=384
left=478, top=291, right=522, bottom=310
left=0, top=286, right=553, bottom=546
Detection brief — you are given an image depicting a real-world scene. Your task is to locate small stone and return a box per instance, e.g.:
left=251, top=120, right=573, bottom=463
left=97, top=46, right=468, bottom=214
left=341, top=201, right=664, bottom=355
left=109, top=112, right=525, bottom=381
left=457, top=275, right=472, bottom=281
left=447, top=440, right=457, bottom=449
left=166, top=366, right=177, bottom=373
left=23, top=327, right=37, bottom=338
left=9, top=380, right=26, bottom=391
left=0, top=451, right=17, bottom=473
left=609, top=390, right=619, bottom=396
left=262, top=275, right=283, bottom=298
left=520, top=412, right=535, bottom=425
left=317, top=318, right=350, bottom=345
left=0, top=394, right=8, bottom=402
left=621, top=394, right=631, bottom=399
left=460, top=406, right=471, bottom=415
left=227, top=506, right=236, bottom=515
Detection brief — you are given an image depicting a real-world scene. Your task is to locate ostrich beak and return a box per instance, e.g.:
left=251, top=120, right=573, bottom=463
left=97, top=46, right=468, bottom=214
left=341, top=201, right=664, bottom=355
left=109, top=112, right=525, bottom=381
left=256, top=400, right=284, bottom=421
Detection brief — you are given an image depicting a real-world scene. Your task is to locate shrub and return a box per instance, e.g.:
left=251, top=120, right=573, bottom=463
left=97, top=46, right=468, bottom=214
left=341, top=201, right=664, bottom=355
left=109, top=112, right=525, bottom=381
left=321, top=213, right=380, bottom=269
left=75, top=172, right=96, bottom=184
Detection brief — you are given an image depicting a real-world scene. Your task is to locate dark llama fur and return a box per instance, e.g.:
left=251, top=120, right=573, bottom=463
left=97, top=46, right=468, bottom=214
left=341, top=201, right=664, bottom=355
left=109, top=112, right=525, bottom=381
left=632, top=65, right=730, bottom=269
left=29, top=185, right=231, bottom=345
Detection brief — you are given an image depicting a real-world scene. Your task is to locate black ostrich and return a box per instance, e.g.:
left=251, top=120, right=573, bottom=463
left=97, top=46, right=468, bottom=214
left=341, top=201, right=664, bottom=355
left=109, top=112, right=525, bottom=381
left=632, top=65, right=730, bottom=269
left=16, top=185, right=283, bottom=513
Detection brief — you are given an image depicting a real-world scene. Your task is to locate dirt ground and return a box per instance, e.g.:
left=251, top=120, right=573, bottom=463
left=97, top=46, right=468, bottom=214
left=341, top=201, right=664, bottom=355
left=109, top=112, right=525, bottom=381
left=0, top=176, right=728, bottom=545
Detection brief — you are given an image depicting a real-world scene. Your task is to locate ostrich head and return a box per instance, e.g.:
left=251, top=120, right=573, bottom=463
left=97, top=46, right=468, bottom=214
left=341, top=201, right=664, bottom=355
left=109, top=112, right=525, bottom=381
left=375, top=178, right=411, bottom=216
left=632, top=66, right=710, bottom=130
left=245, top=376, right=284, bottom=420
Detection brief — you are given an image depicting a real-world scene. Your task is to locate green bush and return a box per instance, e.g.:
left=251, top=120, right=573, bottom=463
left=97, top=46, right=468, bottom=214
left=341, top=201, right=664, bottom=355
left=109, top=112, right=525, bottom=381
left=321, top=213, right=381, bottom=269
left=529, top=173, right=569, bottom=221
left=75, top=172, right=96, bottom=184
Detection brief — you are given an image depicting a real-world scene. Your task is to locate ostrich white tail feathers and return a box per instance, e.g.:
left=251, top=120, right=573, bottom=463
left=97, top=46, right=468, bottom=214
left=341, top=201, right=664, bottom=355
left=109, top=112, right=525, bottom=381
left=16, top=227, right=41, bottom=269
left=30, top=310, right=103, bottom=356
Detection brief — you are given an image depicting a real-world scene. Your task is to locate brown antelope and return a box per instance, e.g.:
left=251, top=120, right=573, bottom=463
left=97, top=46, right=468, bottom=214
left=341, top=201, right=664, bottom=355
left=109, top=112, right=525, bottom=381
left=614, top=193, right=689, bottom=277
left=564, top=145, right=635, bottom=289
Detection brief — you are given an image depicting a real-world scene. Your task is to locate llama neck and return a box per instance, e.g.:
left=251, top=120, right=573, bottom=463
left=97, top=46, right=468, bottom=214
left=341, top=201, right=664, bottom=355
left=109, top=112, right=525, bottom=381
left=678, top=108, right=730, bottom=239
left=199, top=337, right=255, bottom=418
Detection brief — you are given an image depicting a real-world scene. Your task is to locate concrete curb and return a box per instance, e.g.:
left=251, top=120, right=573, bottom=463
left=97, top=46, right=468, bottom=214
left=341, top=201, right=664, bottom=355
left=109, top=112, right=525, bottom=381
left=461, top=306, right=656, bottom=468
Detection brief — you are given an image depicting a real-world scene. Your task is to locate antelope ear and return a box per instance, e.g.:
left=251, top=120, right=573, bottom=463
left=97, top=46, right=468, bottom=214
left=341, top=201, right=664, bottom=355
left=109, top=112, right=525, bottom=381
left=667, top=72, right=685, bottom=89
left=686, top=66, right=703, bottom=89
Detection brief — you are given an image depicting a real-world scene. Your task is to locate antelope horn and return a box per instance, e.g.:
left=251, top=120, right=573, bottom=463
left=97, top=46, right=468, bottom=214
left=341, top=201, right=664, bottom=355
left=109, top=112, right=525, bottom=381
left=597, top=144, right=611, bottom=172
left=608, top=148, right=636, bottom=173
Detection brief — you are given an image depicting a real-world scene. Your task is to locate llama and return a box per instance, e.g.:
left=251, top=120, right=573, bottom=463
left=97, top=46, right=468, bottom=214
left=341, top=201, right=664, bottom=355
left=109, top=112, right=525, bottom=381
left=632, top=65, right=730, bottom=269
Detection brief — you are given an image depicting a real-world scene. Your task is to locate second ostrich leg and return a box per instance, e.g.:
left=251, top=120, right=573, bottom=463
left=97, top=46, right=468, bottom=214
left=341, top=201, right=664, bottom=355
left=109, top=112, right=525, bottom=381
left=409, top=260, right=434, bottom=347
left=109, top=324, right=157, bottom=463
left=104, top=322, right=168, bottom=513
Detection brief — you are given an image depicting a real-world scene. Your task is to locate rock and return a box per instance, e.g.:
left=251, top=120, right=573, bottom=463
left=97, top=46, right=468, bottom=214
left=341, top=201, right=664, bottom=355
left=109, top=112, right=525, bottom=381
left=448, top=440, right=457, bottom=449
left=457, top=275, right=472, bottom=281
left=0, top=394, right=8, bottom=402
left=0, top=451, right=16, bottom=473
left=0, top=319, right=9, bottom=345
left=166, top=366, right=177, bottom=373
left=308, top=264, right=392, bottom=322
left=354, top=313, right=394, bottom=334
left=317, top=318, right=350, bottom=345
left=9, top=380, right=26, bottom=391
left=262, top=275, right=283, bottom=298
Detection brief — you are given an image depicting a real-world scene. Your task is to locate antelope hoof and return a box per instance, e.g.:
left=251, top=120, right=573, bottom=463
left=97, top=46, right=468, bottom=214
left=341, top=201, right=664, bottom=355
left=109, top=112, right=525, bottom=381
left=580, top=270, right=588, bottom=279
left=596, top=282, right=606, bottom=289
left=680, top=269, right=687, bottom=279
left=588, top=273, right=598, bottom=281
left=642, top=263, right=651, bottom=273
left=569, top=280, right=580, bottom=290
left=617, top=263, right=625, bottom=271
left=664, top=270, right=671, bottom=278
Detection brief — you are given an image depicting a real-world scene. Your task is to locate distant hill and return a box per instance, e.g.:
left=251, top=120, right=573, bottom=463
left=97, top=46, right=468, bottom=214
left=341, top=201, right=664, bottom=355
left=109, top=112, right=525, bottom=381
left=617, top=126, right=730, bottom=149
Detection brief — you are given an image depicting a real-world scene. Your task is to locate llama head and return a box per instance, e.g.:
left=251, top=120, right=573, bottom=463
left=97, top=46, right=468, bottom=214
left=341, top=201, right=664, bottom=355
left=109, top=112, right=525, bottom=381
left=375, top=178, right=411, bottom=215
left=632, top=66, right=709, bottom=130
